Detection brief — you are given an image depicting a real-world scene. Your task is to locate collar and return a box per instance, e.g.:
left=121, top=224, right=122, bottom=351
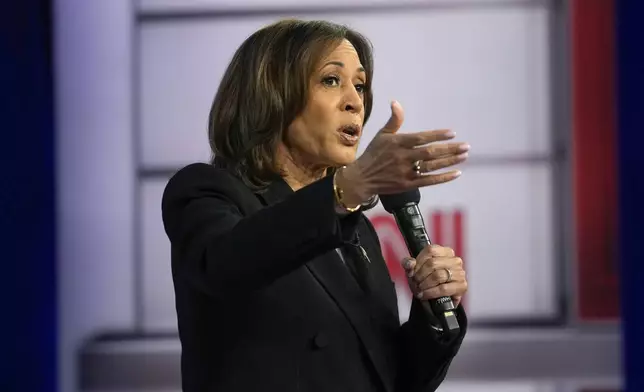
left=255, top=177, right=294, bottom=206
left=256, top=169, right=337, bottom=206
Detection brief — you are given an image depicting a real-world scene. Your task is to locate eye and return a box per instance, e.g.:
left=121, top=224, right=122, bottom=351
left=322, top=75, right=340, bottom=87
left=355, top=83, right=366, bottom=94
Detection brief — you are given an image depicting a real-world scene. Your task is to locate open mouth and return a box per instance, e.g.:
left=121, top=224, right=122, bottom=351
left=339, top=124, right=361, bottom=138
left=337, top=124, right=361, bottom=146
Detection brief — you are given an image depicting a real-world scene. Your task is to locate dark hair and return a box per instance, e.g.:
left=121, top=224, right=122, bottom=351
left=208, top=19, right=374, bottom=190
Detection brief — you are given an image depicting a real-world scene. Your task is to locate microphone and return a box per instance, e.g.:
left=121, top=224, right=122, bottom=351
left=380, top=189, right=460, bottom=333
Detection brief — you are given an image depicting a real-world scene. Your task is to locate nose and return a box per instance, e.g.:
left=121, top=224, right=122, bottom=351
left=342, top=85, right=364, bottom=115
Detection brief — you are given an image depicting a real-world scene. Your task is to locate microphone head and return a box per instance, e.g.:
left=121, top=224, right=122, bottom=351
left=379, top=189, right=421, bottom=213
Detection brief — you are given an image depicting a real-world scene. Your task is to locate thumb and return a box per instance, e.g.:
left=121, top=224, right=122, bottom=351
left=380, top=100, right=404, bottom=134
left=401, top=257, right=416, bottom=277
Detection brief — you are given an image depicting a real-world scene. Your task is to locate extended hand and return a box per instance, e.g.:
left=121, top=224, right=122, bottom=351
left=338, top=101, right=470, bottom=206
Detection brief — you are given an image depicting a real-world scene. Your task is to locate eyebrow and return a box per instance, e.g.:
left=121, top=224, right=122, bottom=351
left=322, top=61, right=365, bottom=74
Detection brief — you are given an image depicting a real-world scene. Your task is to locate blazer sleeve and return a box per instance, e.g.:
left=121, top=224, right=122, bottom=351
left=396, top=300, right=467, bottom=392
left=161, top=163, right=362, bottom=300
left=362, top=216, right=467, bottom=392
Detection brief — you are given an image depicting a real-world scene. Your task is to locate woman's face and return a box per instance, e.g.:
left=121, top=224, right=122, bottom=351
left=284, top=39, right=367, bottom=171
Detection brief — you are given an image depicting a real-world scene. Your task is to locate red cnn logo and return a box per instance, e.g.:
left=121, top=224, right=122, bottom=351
left=368, top=209, right=466, bottom=308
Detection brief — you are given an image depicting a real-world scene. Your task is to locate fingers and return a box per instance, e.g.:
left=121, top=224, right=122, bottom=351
left=409, top=144, right=468, bottom=185
left=430, top=245, right=456, bottom=258
left=401, top=246, right=468, bottom=302
left=401, top=257, right=416, bottom=276
left=380, top=101, right=405, bottom=134
left=417, top=153, right=468, bottom=173
left=405, top=245, right=463, bottom=291
left=411, top=254, right=462, bottom=286
left=415, top=281, right=468, bottom=301
left=417, top=267, right=466, bottom=291
left=401, top=139, right=469, bottom=187
left=410, top=142, right=470, bottom=162
left=414, top=170, right=463, bottom=186
left=396, top=129, right=455, bottom=148
left=361, top=100, right=471, bottom=195
left=406, top=244, right=452, bottom=274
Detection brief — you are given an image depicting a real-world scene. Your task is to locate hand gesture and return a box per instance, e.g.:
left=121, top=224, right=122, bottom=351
left=338, top=101, right=470, bottom=204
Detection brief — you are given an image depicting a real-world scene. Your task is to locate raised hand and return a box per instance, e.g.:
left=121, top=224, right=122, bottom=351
left=337, top=101, right=470, bottom=205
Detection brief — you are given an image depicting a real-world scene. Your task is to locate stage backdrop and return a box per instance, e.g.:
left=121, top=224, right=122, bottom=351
left=138, top=4, right=556, bottom=330
left=55, top=0, right=621, bottom=391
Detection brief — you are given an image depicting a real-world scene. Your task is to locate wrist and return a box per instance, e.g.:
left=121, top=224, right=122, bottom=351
left=334, top=165, right=372, bottom=208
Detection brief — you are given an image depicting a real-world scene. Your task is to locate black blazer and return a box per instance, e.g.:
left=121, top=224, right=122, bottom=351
left=161, top=163, right=467, bottom=392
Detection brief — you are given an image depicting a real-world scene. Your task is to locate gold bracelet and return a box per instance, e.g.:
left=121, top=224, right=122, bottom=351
left=333, top=167, right=361, bottom=213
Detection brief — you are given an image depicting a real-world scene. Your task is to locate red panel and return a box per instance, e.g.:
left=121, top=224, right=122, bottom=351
left=369, top=215, right=408, bottom=285
left=432, top=212, right=444, bottom=245
left=452, top=210, right=466, bottom=308
left=572, top=0, right=619, bottom=320
left=453, top=210, right=464, bottom=260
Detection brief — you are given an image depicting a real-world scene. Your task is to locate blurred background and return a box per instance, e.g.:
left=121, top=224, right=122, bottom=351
left=2, top=0, right=643, bottom=391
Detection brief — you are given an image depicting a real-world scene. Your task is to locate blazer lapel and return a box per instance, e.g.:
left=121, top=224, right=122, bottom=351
left=256, top=178, right=395, bottom=392
left=305, top=248, right=395, bottom=392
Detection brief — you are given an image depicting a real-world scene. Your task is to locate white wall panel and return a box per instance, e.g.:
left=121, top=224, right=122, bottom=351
left=54, top=0, right=135, bottom=391
left=75, top=379, right=620, bottom=392
left=139, top=0, right=542, bottom=13
left=365, top=162, right=556, bottom=320
left=140, top=163, right=554, bottom=330
left=438, top=379, right=619, bottom=392
left=139, top=7, right=550, bottom=167
left=437, top=382, right=554, bottom=392
left=141, top=180, right=175, bottom=330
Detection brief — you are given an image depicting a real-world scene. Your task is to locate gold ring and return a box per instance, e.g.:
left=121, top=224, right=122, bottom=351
left=444, top=268, right=453, bottom=283
left=413, top=160, right=422, bottom=175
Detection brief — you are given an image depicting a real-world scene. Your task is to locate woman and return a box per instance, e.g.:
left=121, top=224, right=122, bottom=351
left=162, top=19, right=470, bottom=392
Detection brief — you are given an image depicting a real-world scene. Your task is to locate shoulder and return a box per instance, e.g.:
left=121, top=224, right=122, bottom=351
left=165, top=162, right=239, bottom=191
left=161, top=162, right=253, bottom=213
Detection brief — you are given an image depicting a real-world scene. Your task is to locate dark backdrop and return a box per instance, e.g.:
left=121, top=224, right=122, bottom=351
left=617, top=0, right=644, bottom=391
left=0, top=1, right=56, bottom=391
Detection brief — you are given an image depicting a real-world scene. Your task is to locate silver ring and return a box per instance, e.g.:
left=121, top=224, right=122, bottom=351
left=413, top=160, right=422, bottom=175
left=444, top=268, right=453, bottom=283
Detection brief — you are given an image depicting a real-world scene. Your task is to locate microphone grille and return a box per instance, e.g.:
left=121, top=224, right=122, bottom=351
left=379, top=189, right=421, bottom=213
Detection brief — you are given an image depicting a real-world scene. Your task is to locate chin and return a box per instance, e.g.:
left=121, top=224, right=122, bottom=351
left=329, top=150, right=357, bottom=167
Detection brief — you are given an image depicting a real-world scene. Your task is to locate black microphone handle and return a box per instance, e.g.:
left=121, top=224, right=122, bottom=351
left=391, top=202, right=460, bottom=333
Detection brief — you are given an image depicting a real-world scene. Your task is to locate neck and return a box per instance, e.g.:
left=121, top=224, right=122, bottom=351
left=276, top=146, right=327, bottom=191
